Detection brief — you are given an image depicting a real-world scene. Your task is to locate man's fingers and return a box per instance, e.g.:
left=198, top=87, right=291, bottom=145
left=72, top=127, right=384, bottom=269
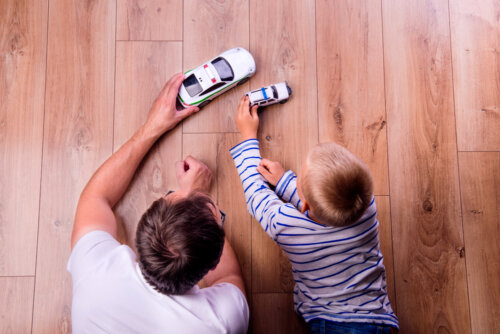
left=166, top=73, right=186, bottom=101
left=175, top=160, right=186, bottom=177
left=159, top=73, right=181, bottom=96
left=176, top=106, right=199, bottom=121
left=184, top=155, right=201, bottom=170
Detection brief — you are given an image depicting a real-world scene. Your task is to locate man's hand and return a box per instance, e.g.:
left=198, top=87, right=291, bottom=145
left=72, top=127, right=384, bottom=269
left=144, top=73, right=199, bottom=138
left=235, top=96, right=259, bottom=141
left=175, top=156, right=212, bottom=193
left=257, top=158, right=286, bottom=186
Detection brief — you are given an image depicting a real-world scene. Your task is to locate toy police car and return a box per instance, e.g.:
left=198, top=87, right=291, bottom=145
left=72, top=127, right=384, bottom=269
left=178, top=47, right=256, bottom=109
left=246, top=82, right=292, bottom=107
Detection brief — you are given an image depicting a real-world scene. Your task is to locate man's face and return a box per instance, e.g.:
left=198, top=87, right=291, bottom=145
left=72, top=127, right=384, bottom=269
left=164, top=191, right=225, bottom=227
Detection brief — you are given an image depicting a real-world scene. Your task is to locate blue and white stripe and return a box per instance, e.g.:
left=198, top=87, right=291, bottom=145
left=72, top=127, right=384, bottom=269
left=230, top=139, right=399, bottom=329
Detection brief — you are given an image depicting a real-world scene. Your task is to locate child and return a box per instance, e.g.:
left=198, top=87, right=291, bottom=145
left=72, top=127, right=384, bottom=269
left=230, top=96, right=399, bottom=332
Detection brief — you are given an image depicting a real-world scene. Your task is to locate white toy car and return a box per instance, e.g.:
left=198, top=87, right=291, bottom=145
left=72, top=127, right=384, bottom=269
left=178, top=47, right=256, bottom=109
left=245, top=82, right=292, bottom=107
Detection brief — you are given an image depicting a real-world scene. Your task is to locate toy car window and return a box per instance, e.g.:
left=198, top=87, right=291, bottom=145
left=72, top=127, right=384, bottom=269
left=184, top=74, right=203, bottom=97
left=202, top=82, right=225, bottom=95
left=271, top=86, right=278, bottom=98
left=211, top=57, right=234, bottom=81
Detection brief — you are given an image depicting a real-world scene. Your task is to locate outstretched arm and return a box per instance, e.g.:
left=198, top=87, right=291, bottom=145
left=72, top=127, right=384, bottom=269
left=71, top=74, right=199, bottom=249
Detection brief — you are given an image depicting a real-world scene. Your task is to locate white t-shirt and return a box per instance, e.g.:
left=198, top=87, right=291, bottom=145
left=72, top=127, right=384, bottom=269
left=67, top=231, right=249, bottom=334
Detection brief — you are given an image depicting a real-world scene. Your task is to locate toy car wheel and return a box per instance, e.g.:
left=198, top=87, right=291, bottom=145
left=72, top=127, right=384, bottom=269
left=237, top=77, right=250, bottom=86
left=198, top=99, right=212, bottom=108
left=279, top=99, right=288, bottom=104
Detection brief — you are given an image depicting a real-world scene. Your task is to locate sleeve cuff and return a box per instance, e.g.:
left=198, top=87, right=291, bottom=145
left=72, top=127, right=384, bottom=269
left=229, top=138, right=259, bottom=155
left=275, top=170, right=296, bottom=197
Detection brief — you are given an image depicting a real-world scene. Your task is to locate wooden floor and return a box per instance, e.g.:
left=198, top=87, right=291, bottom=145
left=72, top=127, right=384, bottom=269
left=1, top=0, right=499, bottom=333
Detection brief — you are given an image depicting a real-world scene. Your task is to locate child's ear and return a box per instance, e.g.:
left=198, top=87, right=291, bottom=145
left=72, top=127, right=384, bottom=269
left=301, top=201, right=310, bottom=213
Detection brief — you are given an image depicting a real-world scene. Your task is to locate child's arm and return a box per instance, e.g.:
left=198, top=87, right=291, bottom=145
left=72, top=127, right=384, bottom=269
left=259, top=161, right=304, bottom=212
left=232, top=97, right=286, bottom=238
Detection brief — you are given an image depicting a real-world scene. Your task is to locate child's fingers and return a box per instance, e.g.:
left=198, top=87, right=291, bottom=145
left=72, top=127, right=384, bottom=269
left=250, top=105, right=258, bottom=119
left=256, top=165, right=271, bottom=179
left=260, top=158, right=272, bottom=168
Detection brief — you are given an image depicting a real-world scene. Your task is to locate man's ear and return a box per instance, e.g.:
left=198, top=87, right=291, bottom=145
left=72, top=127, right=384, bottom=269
left=301, top=200, right=310, bottom=213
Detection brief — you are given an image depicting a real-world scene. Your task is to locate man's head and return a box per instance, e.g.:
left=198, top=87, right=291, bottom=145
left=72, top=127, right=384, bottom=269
left=298, top=142, right=374, bottom=227
left=135, top=191, right=225, bottom=295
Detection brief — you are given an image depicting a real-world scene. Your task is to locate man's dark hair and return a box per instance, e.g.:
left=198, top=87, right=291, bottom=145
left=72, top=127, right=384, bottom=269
left=135, top=193, right=225, bottom=295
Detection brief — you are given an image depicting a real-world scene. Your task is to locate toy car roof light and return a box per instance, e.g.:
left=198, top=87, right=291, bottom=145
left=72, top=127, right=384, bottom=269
left=203, top=64, right=217, bottom=83
left=246, top=82, right=292, bottom=107
left=178, top=47, right=256, bottom=109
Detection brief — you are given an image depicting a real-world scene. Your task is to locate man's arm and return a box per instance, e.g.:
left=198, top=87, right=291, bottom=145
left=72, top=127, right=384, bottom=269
left=71, top=73, right=198, bottom=249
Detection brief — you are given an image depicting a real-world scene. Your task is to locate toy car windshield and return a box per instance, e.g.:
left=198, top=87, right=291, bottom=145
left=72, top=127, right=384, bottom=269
left=184, top=74, right=203, bottom=97
left=211, top=57, right=234, bottom=81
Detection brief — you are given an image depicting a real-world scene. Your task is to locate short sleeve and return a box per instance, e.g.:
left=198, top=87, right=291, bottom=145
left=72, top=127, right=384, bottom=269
left=67, top=230, right=121, bottom=284
left=201, top=283, right=250, bottom=334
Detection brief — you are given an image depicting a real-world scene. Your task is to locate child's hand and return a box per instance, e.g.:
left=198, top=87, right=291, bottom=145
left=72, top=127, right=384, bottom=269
left=236, top=96, right=259, bottom=141
left=257, top=159, right=286, bottom=186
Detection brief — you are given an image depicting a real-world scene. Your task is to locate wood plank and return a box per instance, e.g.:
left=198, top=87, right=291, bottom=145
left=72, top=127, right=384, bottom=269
left=116, top=0, right=182, bottom=41
left=182, top=0, right=249, bottom=133
left=251, top=293, right=308, bottom=334
left=251, top=220, right=294, bottom=293
left=382, top=0, right=470, bottom=332
left=113, top=41, right=183, bottom=246
left=32, top=0, right=116, bottom=332
left=182, top=134, right=252, bottom=294
left=450, top=0, right=500, bottom=151
left=249, top=0, right=318, bottom=293
left=0, top=0, right=47, bottom=275
left=375, top=196, right=397, bottom=313
left=458, top=152, right=500, bottom=333
left=316, top=0, right=389, bottom=195
left=216, top=134, right=253, bottom=295
left=0, top=277, right=35, bottom=334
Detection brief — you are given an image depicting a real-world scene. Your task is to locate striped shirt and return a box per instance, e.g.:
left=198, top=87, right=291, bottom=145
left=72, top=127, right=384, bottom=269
left=230, top=139, right=399, bottom=329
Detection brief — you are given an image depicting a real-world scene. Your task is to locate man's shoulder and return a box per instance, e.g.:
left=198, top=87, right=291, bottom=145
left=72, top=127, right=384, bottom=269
left=196, top=283, right=249, bottom=332
left=67, top=230, right=136, bottom=283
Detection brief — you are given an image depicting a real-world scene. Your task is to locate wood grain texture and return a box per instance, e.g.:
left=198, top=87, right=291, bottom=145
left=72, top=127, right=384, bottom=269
left=114, top=41, right=183, bottom=246
left=375, top=196, right=396, bottom=313
left=0, top=277, right=35, bottom=334
left=450, top=0, right=500, bottom=151
left=249, top=0, right=318, bottom=293
left=183, top=133, right=252, bottom=294
left=0, top=0, right=47, bottom=275
left=117, top=0, right=182, bottom=41
left=182, top=0, right=249, bottom=133
left=458, top=152, right=500, bottom=333
left=251, top=293, right=308, bottom=334
left=216, top=134, right=253, bottom=295
left=316, top=0, right=389, bottom=195
left=32, top=0, right=116, bottom=332
left=382, top=0, right=470, bottom=332
left=251, top=218, right=294, bottom=293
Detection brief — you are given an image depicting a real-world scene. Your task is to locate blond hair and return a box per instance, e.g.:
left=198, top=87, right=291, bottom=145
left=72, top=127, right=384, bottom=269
left=302, top=143, right=374, bottom=227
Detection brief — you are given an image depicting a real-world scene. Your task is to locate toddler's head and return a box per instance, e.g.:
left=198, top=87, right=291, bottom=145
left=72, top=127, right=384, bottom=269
left=299, top=143, right=374, bottom=227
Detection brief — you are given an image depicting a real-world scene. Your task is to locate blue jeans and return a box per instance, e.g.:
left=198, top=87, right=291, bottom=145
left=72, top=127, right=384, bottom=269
left=308, top=318, right=392, bottom=334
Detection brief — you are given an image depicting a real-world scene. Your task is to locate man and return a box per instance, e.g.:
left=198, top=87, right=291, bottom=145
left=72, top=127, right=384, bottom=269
left=68, top=73, right=249, bottom=333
